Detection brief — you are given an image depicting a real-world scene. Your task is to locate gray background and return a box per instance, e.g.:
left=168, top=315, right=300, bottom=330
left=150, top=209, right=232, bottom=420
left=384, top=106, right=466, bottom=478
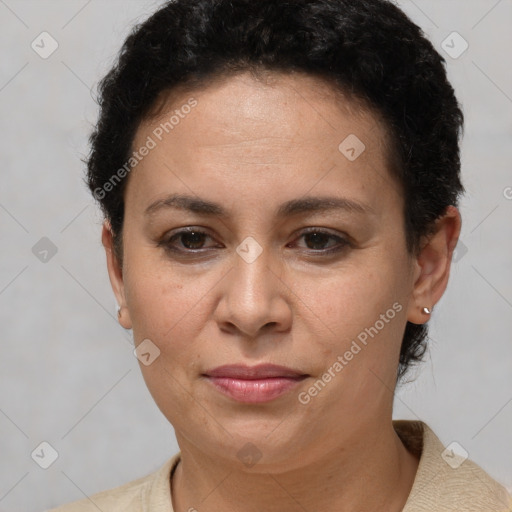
left=0, top=0, right=511, bottom=510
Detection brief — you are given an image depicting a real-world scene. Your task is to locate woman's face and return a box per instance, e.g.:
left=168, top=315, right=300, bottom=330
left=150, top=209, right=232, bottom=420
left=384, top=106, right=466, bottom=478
left=106, top=71, right=425, bottom=469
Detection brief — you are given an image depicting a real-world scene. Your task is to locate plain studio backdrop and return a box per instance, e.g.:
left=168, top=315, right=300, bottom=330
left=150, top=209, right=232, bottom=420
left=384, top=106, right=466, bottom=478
left=0, top=1, right=511, bottom=510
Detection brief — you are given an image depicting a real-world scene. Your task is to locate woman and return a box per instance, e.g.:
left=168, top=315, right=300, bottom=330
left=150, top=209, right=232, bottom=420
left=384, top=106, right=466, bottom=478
left=51, top=0, right=512, bottom=510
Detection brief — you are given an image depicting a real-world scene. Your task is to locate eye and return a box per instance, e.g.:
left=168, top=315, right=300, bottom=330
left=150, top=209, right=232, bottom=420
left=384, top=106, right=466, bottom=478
left=160, top=228, right=219, bottom=253
left=291, top=228, right=350, bottom=254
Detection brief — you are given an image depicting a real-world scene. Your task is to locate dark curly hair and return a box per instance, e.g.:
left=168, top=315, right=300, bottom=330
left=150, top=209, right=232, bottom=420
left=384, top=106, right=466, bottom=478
left=86, top=0, right=464, bottom=382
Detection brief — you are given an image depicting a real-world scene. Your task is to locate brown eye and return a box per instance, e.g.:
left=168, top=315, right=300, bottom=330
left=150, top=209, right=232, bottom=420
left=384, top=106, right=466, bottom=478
left=292, top=229, right=350, bottom=255
left=172, top=230, right=208, bottom=250
left=160, top=228, right=219, bottom=254
left=302, top=231, right=334, bottom=250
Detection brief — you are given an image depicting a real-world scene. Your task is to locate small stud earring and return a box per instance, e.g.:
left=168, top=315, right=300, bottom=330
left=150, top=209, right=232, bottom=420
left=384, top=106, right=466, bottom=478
left=117, top=306, right=122, bottom=318
left=422, top=307, right=432, bottom=314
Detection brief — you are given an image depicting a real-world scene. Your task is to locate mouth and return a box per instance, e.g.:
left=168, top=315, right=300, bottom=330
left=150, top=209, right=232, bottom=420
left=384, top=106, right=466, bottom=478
left=202, top=364, right=309, bottom=403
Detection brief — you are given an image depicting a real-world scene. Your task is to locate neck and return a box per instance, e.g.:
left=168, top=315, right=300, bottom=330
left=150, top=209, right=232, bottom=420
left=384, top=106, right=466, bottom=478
left=171, top=421, right=419, bottom=512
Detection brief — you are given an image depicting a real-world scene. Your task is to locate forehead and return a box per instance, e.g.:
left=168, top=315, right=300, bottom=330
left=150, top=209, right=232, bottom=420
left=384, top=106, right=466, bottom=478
left=141, top=70, right=386, bottom=148
left=127, top=71, right=401, bottom=215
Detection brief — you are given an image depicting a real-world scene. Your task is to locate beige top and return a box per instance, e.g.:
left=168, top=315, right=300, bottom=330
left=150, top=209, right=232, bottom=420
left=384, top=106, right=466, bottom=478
left=49, top=420, right=512, bottom=511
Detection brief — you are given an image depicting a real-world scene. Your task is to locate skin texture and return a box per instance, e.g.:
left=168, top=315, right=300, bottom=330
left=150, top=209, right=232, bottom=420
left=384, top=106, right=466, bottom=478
left=102, top=71, right=461, bottom=512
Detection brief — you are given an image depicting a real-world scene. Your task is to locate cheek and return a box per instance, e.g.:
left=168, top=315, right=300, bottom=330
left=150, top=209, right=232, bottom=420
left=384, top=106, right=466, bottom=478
left=318, top=263, right=404, bottom=327
left=122, top=250, right=206, bottom=350
left=308, top=254, right=411, bottom=373
left=125, top=265, right=207, bottom=400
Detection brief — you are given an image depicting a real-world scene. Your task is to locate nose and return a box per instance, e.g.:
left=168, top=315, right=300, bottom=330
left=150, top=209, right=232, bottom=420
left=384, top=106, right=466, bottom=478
left=214, top=243, right=292, bottom=338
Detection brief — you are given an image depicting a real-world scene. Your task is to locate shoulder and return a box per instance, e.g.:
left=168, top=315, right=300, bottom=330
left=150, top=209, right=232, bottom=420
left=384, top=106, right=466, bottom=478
left=394, top=420, right=512, bottom=512
left=46, top=453, right=180, bottom=512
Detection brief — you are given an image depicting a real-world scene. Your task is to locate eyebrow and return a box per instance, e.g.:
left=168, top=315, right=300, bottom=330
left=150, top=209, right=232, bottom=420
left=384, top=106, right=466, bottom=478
left=144, top=193, right=374, bottom=218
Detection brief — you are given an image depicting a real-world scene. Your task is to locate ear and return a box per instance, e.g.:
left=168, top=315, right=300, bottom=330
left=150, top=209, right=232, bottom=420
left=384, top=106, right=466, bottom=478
left=407, top=206, right=462, bottom=324
left=101, top=221, right=132, bottom=330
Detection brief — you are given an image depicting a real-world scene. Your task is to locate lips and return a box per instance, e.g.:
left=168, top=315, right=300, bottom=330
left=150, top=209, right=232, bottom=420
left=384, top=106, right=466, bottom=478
left=202, top=364, right=309, bottom=403
left=203, top=363, right=307, bottom=379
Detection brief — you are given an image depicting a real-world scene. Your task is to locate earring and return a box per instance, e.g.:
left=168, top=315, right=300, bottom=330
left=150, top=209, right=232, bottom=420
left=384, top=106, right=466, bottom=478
left=422, top=307, right=432, bottom=314
left=117, top=306, right=122, bottom=318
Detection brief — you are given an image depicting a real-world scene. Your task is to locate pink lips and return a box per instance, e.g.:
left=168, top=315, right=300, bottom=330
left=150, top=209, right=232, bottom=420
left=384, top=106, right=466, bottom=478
left=203, top=364, right=308, bottom=403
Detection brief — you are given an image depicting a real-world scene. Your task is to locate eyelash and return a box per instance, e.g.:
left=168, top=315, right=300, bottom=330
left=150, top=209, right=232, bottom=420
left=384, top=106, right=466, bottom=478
left=158, top=227, right=351, bottom=257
